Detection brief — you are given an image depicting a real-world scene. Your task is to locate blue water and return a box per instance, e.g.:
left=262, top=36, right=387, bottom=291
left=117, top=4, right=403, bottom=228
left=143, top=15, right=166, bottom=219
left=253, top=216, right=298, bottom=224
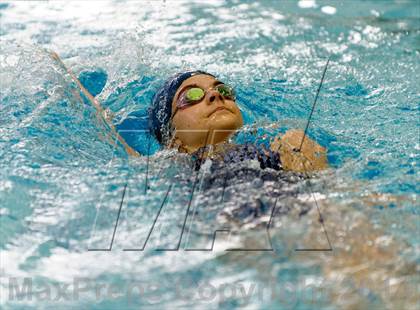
left=1, top=1, right=419, bottom=309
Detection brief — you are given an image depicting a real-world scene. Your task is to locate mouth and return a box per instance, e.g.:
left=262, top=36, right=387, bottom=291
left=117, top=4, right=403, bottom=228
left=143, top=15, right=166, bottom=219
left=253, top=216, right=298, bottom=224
left=208, top=106, right=233, bottom=117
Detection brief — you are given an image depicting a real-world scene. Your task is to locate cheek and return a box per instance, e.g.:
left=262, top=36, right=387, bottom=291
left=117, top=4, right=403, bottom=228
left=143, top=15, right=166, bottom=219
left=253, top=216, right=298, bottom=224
left=173, top=109, right=205, bottom=130
left=229, top=102, right=242, bottom=118
left=233, top=104, right=241, bottom=115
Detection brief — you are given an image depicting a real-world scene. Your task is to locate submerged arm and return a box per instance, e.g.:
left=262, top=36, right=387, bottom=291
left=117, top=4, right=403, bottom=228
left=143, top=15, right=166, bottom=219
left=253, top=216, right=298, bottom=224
left=270, top=129, right=328, bottom=173
left=50, top=51, right=140, bottom=157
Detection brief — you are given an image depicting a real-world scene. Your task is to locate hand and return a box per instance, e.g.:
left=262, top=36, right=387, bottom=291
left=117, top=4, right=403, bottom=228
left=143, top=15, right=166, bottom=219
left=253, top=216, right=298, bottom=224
left=270, top=129, right=328, bottom=172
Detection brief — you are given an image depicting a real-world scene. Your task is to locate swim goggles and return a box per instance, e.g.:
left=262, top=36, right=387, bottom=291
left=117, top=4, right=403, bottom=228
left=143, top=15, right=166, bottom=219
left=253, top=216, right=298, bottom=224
left=172, top=84, right=235, bottom=117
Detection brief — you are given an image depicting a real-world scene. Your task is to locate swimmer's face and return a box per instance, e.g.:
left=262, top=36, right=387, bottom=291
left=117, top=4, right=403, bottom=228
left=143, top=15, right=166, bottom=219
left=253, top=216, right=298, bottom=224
left=170, top=74, right=243, bottom=152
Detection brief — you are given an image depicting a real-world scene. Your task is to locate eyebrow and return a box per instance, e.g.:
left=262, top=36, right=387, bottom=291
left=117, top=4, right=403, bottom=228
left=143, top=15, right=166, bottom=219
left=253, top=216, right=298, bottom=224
left=175, top=80, right=224, bottom=101
left=212, top=80, right=224, bottom=87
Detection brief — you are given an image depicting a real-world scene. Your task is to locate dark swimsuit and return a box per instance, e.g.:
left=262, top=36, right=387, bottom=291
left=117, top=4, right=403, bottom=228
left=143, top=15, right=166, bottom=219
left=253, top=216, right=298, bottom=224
left=192, top=142, right=283, bottom=171
left=184, top=143, right=310, bottom=226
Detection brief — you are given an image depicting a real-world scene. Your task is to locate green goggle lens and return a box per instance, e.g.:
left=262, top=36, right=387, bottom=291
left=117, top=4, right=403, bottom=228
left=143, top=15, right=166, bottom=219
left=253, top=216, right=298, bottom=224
left=182, top=84, right=235, bottom=108
left=216, top=85, right=233, bottom=98
left=186, top=87, right=205, bottom=101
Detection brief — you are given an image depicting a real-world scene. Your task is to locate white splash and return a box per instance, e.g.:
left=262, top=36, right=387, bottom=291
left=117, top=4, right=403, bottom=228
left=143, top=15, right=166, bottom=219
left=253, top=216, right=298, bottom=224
left=298, top=0, right=317, bottom=9
left=321, top=6, right=337, bottom=15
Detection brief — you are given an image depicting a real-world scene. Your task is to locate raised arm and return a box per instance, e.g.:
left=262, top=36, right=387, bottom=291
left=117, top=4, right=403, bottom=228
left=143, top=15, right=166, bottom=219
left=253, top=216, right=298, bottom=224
left=49, top=51, right=140, bottom=157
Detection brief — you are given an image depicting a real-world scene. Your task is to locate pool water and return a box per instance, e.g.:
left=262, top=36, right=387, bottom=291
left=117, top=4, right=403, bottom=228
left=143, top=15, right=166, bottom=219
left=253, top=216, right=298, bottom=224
left=0, top=1, right=419, bottom=309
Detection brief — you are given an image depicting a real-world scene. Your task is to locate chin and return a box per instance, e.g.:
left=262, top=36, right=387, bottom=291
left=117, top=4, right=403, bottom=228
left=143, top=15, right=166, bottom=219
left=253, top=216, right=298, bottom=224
left=211, top=117, right=239, bottom=130
left=208, top=119, right=242, bottom=143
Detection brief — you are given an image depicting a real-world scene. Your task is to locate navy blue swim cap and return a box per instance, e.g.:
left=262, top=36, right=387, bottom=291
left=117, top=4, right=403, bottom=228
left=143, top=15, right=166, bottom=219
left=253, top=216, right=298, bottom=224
left=149, top=70, right=214, bottom=144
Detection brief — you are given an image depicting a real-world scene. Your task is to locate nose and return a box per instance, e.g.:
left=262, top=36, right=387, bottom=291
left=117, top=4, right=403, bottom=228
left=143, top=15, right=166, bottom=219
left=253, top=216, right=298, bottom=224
left=206, top=89, right=224, bottom=105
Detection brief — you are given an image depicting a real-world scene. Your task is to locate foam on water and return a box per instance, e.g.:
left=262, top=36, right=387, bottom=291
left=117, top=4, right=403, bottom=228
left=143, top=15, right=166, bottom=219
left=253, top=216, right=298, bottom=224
left=1, top=1, right=419, bottom=309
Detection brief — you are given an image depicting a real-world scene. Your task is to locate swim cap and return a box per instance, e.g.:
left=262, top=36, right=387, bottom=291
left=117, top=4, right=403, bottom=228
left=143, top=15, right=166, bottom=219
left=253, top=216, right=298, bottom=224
left=149, top=70, right=214, bottom=144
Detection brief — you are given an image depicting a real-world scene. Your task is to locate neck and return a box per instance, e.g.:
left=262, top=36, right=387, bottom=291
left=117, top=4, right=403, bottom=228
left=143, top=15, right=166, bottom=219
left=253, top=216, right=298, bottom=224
left=169, top=136, right=236, bottom=156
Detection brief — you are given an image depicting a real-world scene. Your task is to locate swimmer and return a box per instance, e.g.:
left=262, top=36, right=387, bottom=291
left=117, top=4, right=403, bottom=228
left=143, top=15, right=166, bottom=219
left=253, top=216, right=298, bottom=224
left=148, top=70, right=328, bottom=172
left=51, top=52, right=327, bottom=173
left=50, top=52, right=418, bottom=309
